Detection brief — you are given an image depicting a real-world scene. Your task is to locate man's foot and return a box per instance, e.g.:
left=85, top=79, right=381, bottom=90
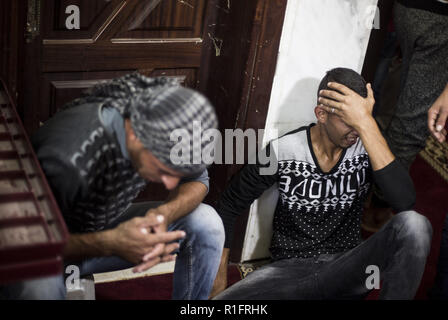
left=361, top=206, right=394, bottom=233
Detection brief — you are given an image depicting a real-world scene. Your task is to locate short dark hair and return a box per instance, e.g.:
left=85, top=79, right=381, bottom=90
left=318, top=68, right=367, bottom=98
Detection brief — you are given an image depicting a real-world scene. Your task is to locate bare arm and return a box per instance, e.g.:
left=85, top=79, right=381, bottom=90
left=63, top=215, right=186, bottom=268
left=154, top=180, right=208, bottom=226
left=63, top=180, right=207, bottom=269
left=63, top=182, right=205, bottom=273
left=354, top=117, right=395, bottom=171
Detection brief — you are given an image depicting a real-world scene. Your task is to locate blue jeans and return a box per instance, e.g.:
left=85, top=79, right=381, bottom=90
left=214, top=211, right=432, bottom=300
left=0, top=202, right=224, bottom=300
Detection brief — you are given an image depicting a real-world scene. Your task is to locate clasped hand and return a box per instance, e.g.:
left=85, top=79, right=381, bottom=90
left=112, top=209, right=185, bottom=273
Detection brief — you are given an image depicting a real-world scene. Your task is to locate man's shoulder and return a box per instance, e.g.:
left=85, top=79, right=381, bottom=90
left=32, top=103, right=105, bottom=151
left=271, top=124, right=311, bottom=162
left=280, top=125, right=309, bottom=138
left=31, top=103, right=117, bottom=172
left=272, top=125, right=309, bottom=145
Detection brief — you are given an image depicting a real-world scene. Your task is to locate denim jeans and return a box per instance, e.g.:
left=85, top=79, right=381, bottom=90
left=214, top=210, right=432, bottom=300
left=0, top=202, right=224, bottom=300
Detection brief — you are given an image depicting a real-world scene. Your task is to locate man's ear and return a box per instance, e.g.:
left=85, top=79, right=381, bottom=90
left=314, top=105, right=328, bottom=124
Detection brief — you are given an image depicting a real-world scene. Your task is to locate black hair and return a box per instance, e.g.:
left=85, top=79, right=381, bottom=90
left=318, top=67, right=367, bottom=98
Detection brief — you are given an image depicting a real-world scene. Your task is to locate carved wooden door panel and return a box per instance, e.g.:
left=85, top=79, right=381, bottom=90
left=21, top=0, right=208, bottom=134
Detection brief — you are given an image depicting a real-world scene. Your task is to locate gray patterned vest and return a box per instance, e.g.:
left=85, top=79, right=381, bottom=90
left=32, top=103, right=147, bottom=233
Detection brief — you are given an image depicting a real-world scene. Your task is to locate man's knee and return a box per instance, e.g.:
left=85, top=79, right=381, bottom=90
left=182, top=203, right=225, bottom=248
left=393, top=210, right=433, bottom=254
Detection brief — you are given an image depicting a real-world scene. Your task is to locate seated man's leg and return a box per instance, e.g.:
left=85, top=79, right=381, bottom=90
left=170, top=203, right=224, bottom=300
left=318, top=210, right=432, bottom=299
left=0, top=274, right=66, bottom=300
left=214, top=258, right=323, bottom=300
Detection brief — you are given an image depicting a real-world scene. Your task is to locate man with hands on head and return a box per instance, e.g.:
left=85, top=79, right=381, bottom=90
left=211, top=68, right=432, bottom=300
left=0, top=74, right=224, bottom=300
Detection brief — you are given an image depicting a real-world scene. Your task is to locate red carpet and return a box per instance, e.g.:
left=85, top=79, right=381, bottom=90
left=95, top=155, right=448, bottom=300
left=95, top=264, right=242, bottom=300
left=365, top=155, right=448, bottom=300
left=411, top=155, right=448, bottom=299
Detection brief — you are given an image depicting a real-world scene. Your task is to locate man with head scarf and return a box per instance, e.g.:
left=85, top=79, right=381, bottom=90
left=0, top=73, right=224, bottom=300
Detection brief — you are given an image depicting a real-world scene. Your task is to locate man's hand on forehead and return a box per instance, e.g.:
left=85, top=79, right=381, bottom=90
left=318, top=82, right=375, bottom=130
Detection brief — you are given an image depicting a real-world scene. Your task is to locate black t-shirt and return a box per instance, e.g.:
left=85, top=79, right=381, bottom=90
left=397, top=0, right=448, bottom=15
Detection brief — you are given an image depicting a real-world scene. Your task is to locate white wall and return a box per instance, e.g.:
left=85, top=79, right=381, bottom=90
left=241, top=0, right=379, bottom=262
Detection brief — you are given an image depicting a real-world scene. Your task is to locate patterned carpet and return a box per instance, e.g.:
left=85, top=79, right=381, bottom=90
left=419, top=135, right=448, bottom=184
left=237, top=259, right=270, bottom=279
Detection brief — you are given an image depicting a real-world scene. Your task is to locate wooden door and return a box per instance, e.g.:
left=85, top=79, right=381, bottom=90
left=20, top=0, right=209, bottom=134
left=16, top=0, right=212, bottom=201
left=0, top=1, right=26, bottom=105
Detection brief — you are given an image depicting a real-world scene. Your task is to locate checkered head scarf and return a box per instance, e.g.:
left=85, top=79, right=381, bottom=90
left=64, top=73, right=218, bottom=175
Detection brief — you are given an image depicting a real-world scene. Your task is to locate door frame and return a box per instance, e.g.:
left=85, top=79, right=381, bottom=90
left=199, top=0, right=288, bottom=262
